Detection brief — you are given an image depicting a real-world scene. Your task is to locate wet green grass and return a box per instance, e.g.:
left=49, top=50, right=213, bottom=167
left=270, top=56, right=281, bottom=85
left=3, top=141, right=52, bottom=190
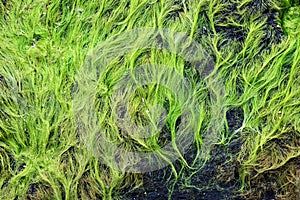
left=1, top=0, right=300, bottom=199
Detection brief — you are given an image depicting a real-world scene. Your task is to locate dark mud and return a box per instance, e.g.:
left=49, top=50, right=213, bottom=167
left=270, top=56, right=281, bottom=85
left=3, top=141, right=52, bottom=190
left=122, top=108, right=245, bottom=200
left=122, top=104, right=282, bottom=199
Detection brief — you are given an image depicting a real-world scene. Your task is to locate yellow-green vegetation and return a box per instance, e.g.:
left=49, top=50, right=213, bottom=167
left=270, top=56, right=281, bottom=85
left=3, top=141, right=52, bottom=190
left=1, top=0, right=300, bottom=199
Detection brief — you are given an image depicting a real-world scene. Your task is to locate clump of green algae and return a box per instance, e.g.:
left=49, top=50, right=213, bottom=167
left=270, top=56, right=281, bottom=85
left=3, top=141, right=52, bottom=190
left=1, top=0, right=300, bottom=199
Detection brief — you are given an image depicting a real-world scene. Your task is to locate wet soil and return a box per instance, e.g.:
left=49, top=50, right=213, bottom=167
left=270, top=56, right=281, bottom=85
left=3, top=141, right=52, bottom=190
left=122, top=105, right=282, bottom=199
left=122, top=108, right=246, bottom=200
